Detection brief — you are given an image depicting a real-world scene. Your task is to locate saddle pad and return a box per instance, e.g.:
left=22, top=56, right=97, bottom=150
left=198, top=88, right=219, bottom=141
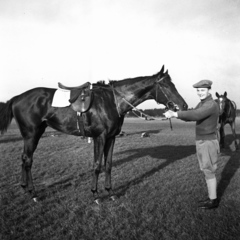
left=52, top=88, right=71, bottom=107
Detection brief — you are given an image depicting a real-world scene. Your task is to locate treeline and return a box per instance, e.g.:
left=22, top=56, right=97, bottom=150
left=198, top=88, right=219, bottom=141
left=126, top=108, right=240, bottom=118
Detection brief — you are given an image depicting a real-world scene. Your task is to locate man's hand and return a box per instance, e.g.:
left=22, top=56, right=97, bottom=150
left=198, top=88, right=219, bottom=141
left=163, top=110, right=178, bottom=119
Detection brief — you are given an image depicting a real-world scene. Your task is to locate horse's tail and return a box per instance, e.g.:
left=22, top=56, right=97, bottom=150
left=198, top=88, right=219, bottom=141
left=0, top=98, right=14, bottom=134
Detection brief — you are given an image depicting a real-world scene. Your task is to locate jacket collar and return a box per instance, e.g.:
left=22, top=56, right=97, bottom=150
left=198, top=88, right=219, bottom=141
left=201, top=94, right=212, bottom=103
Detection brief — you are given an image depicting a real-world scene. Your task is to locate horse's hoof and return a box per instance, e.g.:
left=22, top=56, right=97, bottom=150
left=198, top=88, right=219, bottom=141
left=110, top=195, right=117, bottom=201
left=94, top=198, right=101, bottom=205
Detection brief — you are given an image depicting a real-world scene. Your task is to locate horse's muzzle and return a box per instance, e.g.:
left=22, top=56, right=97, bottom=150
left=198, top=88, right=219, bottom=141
left=166, top=102, right=188, bottom=111
left=182, top=103, right=188, bottom=110
left=166, top=101, right=178, bottom=111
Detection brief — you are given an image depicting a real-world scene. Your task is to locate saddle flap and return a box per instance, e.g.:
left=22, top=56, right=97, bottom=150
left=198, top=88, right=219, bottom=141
left=69, top=89, right=84, bottom=103
left=71, top=90, right=93, bottom=113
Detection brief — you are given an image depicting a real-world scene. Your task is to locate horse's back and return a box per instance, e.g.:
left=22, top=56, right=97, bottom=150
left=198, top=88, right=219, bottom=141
left=13, top=87, right=55, bottom=106
left=12, top=87, right=57, bottom=124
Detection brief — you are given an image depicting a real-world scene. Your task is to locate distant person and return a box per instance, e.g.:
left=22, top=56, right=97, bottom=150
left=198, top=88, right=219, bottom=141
left=164, top=80, right=220, bottom=209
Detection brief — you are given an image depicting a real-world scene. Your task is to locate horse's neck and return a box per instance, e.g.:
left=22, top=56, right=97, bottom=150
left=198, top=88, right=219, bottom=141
left=114, top=77, right=155, bottom=114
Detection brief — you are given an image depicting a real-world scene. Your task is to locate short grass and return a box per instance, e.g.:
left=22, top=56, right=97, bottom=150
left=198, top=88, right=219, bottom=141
left=0, top=118, right=240, bottom=240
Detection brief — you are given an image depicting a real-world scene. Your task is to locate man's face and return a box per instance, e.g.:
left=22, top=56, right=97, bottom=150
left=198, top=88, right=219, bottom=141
left=196, top=88, right=209, bottom=100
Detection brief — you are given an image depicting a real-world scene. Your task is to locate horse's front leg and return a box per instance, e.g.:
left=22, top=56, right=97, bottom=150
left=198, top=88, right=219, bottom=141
left=219, top=125, right=225, bottom=149
left=104, top=137, right=117, bottom=201
left=91, top=134, right=106, bottom=203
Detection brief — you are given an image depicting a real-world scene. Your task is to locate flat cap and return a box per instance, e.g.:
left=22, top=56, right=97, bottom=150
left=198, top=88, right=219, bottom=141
left=193, top=80, right=212, bottom=88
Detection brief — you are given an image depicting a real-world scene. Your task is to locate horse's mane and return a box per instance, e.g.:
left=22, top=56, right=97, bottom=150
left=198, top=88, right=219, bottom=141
left=94, top=77, right=147, bottom=87
left=96, top=80, right=107, bottom=86
left=108, top=71, right=170, bottom=86
left=92, top=80, right=111, bottom=89
left=109, top=76, right=147, bottom=85
left=94, top=69, right=171, bottom=87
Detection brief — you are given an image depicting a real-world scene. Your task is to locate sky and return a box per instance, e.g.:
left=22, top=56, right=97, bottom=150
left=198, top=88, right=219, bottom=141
left=0, top=0, right=239, bottom=109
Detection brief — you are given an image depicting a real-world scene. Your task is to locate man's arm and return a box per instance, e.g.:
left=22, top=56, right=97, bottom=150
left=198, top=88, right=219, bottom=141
left=164, top=102, right=215, bottom=121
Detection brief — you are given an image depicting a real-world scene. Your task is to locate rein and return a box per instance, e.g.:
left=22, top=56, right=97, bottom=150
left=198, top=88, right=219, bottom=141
left=110, top=84, right=121, bottom=117
left=122, top=98, right=173, bottom=130
left=110, top=76, right=175, bottom=130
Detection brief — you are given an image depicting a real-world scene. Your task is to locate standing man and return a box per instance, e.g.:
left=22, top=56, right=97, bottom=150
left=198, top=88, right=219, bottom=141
left=164, top=80, right=220, bottom=209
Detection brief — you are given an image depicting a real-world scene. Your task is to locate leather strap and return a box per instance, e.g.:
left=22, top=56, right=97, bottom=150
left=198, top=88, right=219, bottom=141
left=77, top=112, right=85, bottom=138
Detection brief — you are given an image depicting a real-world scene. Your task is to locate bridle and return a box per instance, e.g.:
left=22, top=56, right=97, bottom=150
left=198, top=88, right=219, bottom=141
left=110, top=74, right=176, bottom=117
left=217, top=98, right=231, bottom=116
left=154, top=75, right=177, bottom=111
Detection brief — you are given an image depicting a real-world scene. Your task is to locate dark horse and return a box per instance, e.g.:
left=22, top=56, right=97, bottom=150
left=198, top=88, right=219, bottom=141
left=0, top=66, right=188, bottom=202
left=215, top=92, right=238, bottom=150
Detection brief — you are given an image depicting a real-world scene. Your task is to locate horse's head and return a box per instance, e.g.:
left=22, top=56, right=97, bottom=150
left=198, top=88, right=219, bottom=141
left=154, top=66, right=188, bottom=111
left=215, top=91, right=227, bottom=115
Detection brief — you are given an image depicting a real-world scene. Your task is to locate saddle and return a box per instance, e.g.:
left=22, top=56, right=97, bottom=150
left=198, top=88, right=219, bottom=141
left=58, top=82, right=92, bottom=113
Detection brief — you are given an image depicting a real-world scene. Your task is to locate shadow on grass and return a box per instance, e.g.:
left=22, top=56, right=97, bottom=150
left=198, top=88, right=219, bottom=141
left=114, top=145, right=195, bottom=168
left=113, top=145, right=196, bottom=197
left=37, top=176, right=75, bottom=201
left=36, top=144, right=195, bottom=200
left=217, top=134, right=240, bottom=202
left=0, top=131, right=65, bottom=144
left=0, top=135, right=23, bottom=143
left=220, top=133, right=240, bottom=151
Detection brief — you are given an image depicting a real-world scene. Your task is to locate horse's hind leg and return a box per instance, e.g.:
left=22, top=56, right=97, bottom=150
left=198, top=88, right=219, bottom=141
left=91, top=134, right=106, bottom=202
left=21, top=124, right=47, bottom=198
left=21, top=139, right=36, bottom=197
left=104, top=137, right=116, bottom=200
left=230, top=121, right=238, bottom=150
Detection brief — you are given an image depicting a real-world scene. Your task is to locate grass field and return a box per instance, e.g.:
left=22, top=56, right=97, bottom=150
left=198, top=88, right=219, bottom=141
left=1, top=118, right=240, bottom=240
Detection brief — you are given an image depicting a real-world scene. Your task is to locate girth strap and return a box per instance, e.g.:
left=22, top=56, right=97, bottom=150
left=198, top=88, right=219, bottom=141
left=77, top=112, right=85, bottom=138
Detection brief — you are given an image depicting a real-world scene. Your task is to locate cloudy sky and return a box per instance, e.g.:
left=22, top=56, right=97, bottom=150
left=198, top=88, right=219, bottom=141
left=0, top=0, right=239, bottom=109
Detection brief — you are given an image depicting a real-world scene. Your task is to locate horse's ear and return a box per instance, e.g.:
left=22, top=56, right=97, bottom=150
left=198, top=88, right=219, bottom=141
left=216, top=92, right=219, bottom=98
left=165, top=70, right=168, bottom=75
left=224, top=91, right=227, bottom=97
left=159, top=65, right=164, bottom=75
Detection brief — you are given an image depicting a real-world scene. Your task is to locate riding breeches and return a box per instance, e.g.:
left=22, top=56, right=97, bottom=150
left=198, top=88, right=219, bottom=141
left=196, top=139, right=220, bottom=179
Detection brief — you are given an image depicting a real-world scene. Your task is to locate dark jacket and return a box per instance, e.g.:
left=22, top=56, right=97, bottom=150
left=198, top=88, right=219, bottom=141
left=177, top=94, right=219, bottom=140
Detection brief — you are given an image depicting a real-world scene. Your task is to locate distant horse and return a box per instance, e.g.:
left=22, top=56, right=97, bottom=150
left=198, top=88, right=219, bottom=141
left=215, top=92, right=238, bottom=150
left=0, top=66, right=188, bottom=202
